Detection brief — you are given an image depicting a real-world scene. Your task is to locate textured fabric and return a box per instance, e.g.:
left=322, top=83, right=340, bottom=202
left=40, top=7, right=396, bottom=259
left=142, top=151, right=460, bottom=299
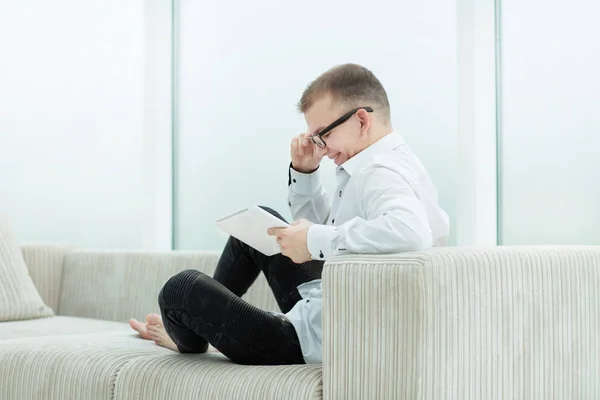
left=0, top=328, right=321, bottom=400
left=0, top=316, right=129, bottom=341
left=59, top=250, right=279, bottom=322
left=20, top=244, right=70, bottom=313
left=114, top=352, right=322, bottom=400
left=322, top=247, right=600, bottom=400
left=159, top=269, right=305, bottom=364
left=0, top=331, right=172, bottom=400
left=0, top=217, right=53, bottom=321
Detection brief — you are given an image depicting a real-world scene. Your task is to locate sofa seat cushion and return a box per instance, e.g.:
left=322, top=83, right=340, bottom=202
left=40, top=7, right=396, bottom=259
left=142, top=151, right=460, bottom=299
left=0, top=330, right=172, bottom=400
left=114, top=352, right=323, bottom=400
left=0, top=316, right=130, bottom=340
left=0, top=328, right=323, bottom=400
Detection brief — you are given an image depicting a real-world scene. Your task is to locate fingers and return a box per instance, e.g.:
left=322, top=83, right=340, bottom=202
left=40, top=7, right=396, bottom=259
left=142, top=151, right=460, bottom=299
left=301, top=134, right=313, bottom=150
left=267, top=227, right=285, bottom=236
left=292, top=134, right=312, bottom=157
left=291, top=133, right=321, bottom=172
left=300, top=133, right=313, bottom=154
left=269, top=227, right=288, bottom=251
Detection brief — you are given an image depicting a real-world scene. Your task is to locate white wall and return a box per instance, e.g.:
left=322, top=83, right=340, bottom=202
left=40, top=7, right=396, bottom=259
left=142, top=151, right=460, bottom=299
left=499, top=0, right=600, bottom=245
left=174, top=0, right=458, bottom=250
left=0, top=1, right=147, bottom=248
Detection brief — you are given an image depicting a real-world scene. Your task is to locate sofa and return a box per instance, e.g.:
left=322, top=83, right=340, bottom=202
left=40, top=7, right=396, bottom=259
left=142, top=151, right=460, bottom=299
left=1, top=244, right=599, bottom=399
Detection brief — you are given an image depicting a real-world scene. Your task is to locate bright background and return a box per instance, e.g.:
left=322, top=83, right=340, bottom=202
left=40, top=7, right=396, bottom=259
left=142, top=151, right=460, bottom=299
left=173, top=0, right=457, bottom=250
left=498, top=0, right=600, bottom=245
left=0, top=0, right=146, bottom=248
left=1, top=0, right=598, bottom=249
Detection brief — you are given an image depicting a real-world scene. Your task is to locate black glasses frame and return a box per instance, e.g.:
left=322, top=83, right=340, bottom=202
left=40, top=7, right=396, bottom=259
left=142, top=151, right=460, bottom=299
left=310, top=106, right=374, bottom=148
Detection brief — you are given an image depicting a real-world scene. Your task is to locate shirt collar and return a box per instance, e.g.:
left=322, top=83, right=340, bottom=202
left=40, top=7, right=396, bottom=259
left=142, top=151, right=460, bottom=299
left=338, top=131, right=406, bottom=176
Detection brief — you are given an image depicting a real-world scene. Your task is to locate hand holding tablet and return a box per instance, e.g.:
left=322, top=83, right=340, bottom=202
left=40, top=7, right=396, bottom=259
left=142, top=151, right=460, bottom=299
left=216, top=206, right=289, bottom=256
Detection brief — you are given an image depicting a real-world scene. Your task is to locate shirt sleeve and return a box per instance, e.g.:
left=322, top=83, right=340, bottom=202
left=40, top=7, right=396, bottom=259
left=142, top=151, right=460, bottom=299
left=287, top=164, right=331, bottom=225
left=306, top=163, right=433, bottom=260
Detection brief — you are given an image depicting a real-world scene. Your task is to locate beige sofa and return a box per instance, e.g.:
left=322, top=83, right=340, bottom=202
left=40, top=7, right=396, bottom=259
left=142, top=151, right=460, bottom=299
left=1, top=245, right=599, bottom=399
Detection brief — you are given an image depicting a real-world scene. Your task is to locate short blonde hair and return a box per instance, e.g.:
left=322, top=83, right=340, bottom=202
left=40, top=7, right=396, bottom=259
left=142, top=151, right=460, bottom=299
left=298, top=64, right=390, bottom=121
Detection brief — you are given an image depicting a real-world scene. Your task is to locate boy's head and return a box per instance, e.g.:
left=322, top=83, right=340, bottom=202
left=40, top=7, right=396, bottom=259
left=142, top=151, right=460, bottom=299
left=298, top=64, right=392, bottom=166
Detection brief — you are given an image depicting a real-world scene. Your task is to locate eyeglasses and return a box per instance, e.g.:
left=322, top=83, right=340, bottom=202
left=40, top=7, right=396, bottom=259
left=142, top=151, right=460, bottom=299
left=309, top=107, right=374, bottom=148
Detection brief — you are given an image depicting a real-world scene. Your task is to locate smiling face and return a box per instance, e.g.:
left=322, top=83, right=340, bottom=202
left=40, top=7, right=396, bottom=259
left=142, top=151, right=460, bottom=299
left=298, top=64, right=392, bottom=165
left=304, top=94, right=373, bottom=166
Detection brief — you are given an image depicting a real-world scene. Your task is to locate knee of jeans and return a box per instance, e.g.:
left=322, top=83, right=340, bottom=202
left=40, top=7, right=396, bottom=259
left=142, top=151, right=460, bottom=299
left=258, top=206, right=286, bottom=223
left=158, top=269, right=204, bottom=309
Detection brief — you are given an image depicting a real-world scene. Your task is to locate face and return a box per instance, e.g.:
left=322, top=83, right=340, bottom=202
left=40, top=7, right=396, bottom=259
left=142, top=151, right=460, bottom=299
left=304, top=94, right=372, bottom=166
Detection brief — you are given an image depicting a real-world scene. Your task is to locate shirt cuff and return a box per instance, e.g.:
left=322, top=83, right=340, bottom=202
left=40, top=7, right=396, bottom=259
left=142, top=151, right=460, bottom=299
left=289, top=166, right=321, bottom=196
left=307, top=224, right=339, bottom=260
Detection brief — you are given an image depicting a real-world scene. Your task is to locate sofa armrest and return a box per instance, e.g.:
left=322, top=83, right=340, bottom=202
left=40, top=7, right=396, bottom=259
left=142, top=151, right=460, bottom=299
left=322, top=247, right=600, bottom=400
left=20, top=245, right=72, bottom=312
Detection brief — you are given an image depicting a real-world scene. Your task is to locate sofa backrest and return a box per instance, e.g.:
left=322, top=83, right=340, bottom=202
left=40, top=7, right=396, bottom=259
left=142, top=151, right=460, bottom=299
left=56, top=250, right=280, bottom=322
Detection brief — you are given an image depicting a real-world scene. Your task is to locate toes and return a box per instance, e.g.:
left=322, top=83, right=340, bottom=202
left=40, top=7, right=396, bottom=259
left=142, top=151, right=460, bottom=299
left=146, top=313, right=162, bottom=325
left=128, top=319, right=137, bottom=329
left=147, top=325, right=159, bottom=336
left=129, top=318, right=142, bottom=331
left=130, top=318, right=152, bottom=340
left=147, top=327, right=164, bottom=346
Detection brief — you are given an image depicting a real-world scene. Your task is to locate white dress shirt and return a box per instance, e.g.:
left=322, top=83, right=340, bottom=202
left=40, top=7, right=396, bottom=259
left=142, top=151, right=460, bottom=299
left=281, top=131, right=449, bottom=364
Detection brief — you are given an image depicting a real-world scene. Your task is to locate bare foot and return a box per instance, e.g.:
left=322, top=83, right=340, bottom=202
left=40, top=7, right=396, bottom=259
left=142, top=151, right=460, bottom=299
left=132, top=313, right=220, bottom=353
left=146, top=313, right=180, bottom=352
left=129, top=318, right=152, bottom=340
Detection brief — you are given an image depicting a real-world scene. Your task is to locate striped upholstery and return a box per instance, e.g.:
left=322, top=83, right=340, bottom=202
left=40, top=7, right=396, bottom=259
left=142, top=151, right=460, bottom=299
left=4, top=245, right=600, bottom=399
left=20, top=245, right=70, bottom=313
left=323, top=247, right=600, bottom=399
left=0, top=331, right=173, bottom=399
left=1, top=247, right=320, bottom=400
left=0, top=328, right=322, bottom=400
left=0, top=218, right=53, bottom=321
left=58, top=250, right=280, bottom=322
left=114, top=352, right=322, bottom=400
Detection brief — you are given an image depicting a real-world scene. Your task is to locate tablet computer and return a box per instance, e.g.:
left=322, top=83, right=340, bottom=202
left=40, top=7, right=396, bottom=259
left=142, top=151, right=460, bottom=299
left=216, top=206, right=289, bottom=256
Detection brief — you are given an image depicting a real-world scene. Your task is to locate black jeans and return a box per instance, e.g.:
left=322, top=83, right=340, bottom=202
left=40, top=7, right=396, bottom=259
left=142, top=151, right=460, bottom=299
left=158, top=207, right=324, bottom=365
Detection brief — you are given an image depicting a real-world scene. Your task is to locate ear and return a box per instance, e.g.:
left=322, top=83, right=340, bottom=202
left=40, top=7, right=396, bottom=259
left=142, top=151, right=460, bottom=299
left=356, top=108, right=371, bottom=135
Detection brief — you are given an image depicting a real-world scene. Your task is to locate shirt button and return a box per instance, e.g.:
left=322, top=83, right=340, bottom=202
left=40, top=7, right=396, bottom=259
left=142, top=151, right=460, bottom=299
left=293, top=179, right=297, bottom=183
left=288, top=201, right=291, bottom=207
left=339, top=191, right=342, bottom=197
left=332, top=219, right=335, bottom=224
left=319, top=251, right=324, bottom=259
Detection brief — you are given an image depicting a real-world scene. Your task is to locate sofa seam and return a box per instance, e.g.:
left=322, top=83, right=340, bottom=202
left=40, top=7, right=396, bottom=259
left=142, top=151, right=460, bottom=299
left=56, top=248, right=75, bottom=316
left=111, top=355, right=152, bottom=400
